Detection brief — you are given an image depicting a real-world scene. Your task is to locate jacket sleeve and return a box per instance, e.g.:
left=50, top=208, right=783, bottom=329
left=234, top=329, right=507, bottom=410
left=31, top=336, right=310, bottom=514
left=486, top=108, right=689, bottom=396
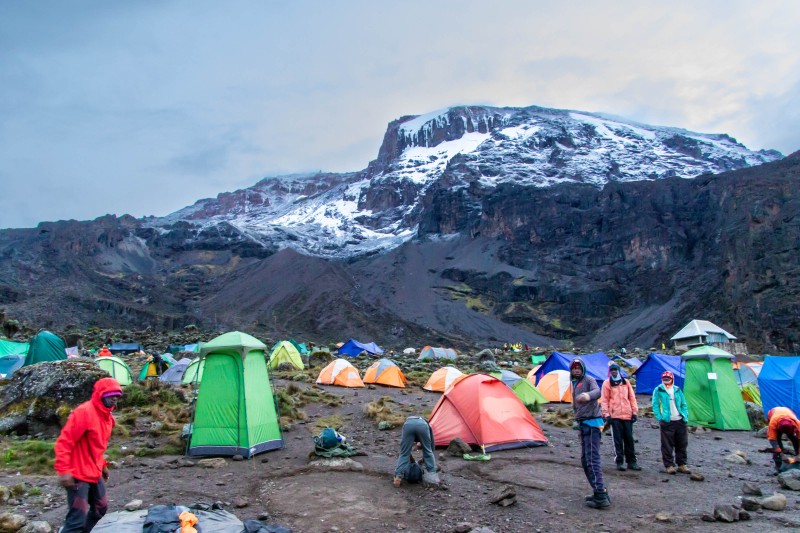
left=600, top=381, right=610, bottom=418
left=54, top=409, right=87, bottom=476
left=628, top=382, right=639, bottom=413
left=586, top=377, right=601, bottom=401
left=651, top=390, right=662, bottom=422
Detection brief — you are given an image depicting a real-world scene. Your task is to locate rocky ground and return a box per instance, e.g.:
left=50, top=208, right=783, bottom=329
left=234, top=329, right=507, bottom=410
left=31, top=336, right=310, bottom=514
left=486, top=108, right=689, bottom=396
left=0, top=373, right=799, bottom=532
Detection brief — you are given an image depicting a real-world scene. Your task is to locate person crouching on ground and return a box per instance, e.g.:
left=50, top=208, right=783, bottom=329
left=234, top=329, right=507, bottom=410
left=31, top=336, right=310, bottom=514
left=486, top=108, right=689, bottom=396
left=55, top=377, right=123, bottom=532
left=394, top=416, right=439, bottom=487
left=571, top=358, right=610, bottom=509
left=766, top=407, right=800, bottom=473
left=652, top=371, right=691, bottom=474
left=601, top=363, right=640, bottom=471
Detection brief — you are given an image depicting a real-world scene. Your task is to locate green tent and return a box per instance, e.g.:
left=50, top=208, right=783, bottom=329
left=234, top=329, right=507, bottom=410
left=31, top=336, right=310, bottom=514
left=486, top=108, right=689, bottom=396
left=269, top=341, right=304, bottom=370
left=137, top=354, right=173, bottom=381
left=188, top=331, right=283, bottom=457
left=531, top=354, right=547, bottom=365
left=288, top=339, right=309, bottom=355
left=23, top=331, right=67, bottom=367
left=682, top=347, right=751, bottom=430
left=512, top=378, right=549, bottom=408
left=0, top=340, right=29, bottom=357
left=96, top=356, right=133, bottom=386
left=182, top=358, right=206, bottom=385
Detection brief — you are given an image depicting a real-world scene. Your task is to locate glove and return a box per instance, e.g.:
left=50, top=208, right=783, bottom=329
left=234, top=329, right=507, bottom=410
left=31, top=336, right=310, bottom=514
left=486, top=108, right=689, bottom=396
left=576, top=393, right=590, bottom=404
left=631, top=414, right=638, bottom=423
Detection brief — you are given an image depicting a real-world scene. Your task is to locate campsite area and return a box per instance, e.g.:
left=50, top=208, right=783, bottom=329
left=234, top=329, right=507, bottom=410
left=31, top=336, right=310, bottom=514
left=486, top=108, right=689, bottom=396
left=2, top=373, right=800, bottom=532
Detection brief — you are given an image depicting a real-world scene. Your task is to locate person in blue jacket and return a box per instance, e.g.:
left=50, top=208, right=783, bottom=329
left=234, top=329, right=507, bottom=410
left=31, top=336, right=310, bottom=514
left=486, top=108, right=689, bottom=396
left=652, top=371, right=691, bottom=474
left=571, top=358, right=610, bottom=509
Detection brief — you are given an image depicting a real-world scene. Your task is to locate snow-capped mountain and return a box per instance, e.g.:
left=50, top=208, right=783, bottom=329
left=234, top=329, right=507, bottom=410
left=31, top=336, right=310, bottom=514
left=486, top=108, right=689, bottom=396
left=154, top=105, right=782, bottom=257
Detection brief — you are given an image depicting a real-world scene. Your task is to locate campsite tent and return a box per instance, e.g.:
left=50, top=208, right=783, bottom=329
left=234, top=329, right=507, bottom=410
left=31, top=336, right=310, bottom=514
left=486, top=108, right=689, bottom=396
left=0, top=340, right=28, bottom=357
left=363, top=359, right=407, bottom=388
left=0, top=354, right=25, bottom=378
left=109, top=343, right=143, bottom=355
left=634, top=353, right=685, bottom=394
left=189, top=331, right=283, bottom=457
left=96, top=356, right=133, bottom=386
left=418, top=346, right=458, bottom=360
left=759, top=356, right=800, bottom=416
left=530, top=354, right=547, bottom=365
left=159, top=358, right=194, bottom=385
left=511, top=379, right=549, bottom=408
left=423, top=367, right=464, bottom=392
left=533, top=352, right=624, bottom=384
left=746, top=362, right=763, bottom=376
left=428, top=374, right=548, bottom=451
left=526, top=366, right=541, bottom=384
left=182, top=358, right=205, bottom=385
left=268, top=341, right=304, bottom=370
left=535, top=370, right=573, bottom=402
left=682, top=347, right=751, bottom=430
left=138, top=355, right=172, bottom=381
left=732, top=362, right=758, bottom=386
left=23, top=331, right=67, bottom=367
left=489, top=369, right=523, bottom=388
left=288, top=339, right=308, bottom=355
left=338, top=339, right=383, bottom=357
left=316, top=359, right=365, bottom=388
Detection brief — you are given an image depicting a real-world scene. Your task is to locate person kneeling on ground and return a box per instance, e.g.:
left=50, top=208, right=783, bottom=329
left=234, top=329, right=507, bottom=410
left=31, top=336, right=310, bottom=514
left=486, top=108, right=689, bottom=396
left=766, top=407, right=800, bottom=473
left=55, top=378, right=123, bottom=533
left=571, top=358, right=611, bottom=509
left=601, top=363, right=640, bottom=471
left=394, top=416, right=439, bottom=487
left=652, top=371, right=691, bottom=475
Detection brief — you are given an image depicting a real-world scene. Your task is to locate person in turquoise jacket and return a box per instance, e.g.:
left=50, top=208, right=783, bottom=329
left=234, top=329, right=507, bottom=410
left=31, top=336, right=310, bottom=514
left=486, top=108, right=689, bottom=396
left=652, top=371, right=691, bottom=474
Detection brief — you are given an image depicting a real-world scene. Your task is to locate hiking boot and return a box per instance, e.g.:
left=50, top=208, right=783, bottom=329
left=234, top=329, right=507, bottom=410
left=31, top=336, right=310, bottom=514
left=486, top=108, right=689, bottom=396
left=665, top=466, right=677, bottom=474
left=393, top=476, right=402, bottom=487
left=677, top=465, right=692, bottom=474
left=585, top=489, right=611, bottom=509
left=616, top=463, right=627, bottom=471
left=422, top=471, right=441, bottom=485
left=628, top=462, right=642, bottom=471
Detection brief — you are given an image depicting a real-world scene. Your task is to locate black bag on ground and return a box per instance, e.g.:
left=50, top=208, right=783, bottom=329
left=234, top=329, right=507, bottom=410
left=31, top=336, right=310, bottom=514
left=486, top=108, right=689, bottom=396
left=142, top=504, right=182, bottom=533
left=405, top=461, right=423, bottom=483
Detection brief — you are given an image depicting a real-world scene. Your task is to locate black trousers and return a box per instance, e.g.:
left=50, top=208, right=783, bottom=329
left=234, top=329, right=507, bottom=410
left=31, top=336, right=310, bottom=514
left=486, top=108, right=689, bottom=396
left=773, top=430, right=800, bottom=471
left=63, top=479, right=107, bottom=532
left=610, top=418, right=637, bottom=465
left=660, top=419, right=688, bottom=468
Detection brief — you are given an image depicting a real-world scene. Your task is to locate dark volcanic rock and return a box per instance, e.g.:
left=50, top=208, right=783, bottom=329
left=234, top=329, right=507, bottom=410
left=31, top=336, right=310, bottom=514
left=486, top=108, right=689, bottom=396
left=0, top=360, right=108, bottom=436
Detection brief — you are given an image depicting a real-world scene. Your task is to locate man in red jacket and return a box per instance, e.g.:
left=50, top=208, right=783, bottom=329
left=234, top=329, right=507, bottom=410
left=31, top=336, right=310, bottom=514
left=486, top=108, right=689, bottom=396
left=55, top=377, right=122, bottom=532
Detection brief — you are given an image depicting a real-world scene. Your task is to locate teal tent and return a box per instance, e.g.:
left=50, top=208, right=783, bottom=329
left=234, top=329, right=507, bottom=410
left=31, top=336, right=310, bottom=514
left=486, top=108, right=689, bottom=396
left=23, top=331, right=67, bottom=367
left=188, top=331, right=283, bottom=457
left=0, top=340, right=29, bottom=357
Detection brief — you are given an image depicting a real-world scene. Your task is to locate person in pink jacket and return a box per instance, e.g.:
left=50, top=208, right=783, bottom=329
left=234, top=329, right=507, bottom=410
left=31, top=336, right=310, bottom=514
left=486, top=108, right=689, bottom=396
left=601, top=363, right=640, bottom=471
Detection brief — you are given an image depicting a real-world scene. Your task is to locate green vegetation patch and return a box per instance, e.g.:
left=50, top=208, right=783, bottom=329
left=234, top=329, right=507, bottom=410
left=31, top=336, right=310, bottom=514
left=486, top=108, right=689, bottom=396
left=0, top=439, right=56, bottom=475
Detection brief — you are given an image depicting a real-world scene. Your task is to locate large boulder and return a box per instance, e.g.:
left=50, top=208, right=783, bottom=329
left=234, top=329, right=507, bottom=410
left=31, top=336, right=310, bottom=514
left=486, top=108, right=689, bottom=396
left=0, top=360, right=109, bottom=437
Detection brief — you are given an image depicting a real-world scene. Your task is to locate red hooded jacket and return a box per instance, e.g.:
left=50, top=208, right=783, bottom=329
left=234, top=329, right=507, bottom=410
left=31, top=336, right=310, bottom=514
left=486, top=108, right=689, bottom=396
left=54, top=377, right=121, bottom=483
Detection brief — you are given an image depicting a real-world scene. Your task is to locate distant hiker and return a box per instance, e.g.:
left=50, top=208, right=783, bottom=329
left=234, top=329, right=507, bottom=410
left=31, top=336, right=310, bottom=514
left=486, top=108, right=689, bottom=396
left=394, top=416, right=439, bottom=487
left=97, top=345, right=112, bottom=358
left=652, top=371, right=691, bottom=474
left=55, top=377, right=123, bottom=532
left=601, top=363, right=640, bottom=471
left=766, top=407, right=800, bottom=473
left=571, top=358, right=610, bottom=509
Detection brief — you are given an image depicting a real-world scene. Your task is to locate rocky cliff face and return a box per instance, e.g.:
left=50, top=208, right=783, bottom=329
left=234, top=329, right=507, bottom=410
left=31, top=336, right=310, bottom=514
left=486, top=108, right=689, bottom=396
left=0, top=104, right=794, bottom=351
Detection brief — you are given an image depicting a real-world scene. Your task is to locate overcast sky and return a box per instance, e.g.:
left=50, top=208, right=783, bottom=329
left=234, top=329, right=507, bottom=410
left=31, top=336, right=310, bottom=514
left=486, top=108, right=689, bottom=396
left=1, top=1, right=799, bottom=229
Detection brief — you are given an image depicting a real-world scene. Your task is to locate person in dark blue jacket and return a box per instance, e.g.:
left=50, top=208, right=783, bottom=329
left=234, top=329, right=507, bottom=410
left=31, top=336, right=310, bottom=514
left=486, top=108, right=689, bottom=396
left=571, top=358, right=610, bottom=509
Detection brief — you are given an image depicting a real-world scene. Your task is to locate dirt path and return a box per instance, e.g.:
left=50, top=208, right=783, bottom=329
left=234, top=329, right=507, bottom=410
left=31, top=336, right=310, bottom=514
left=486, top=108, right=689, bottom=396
left=3, top=384, right=800, bottom=532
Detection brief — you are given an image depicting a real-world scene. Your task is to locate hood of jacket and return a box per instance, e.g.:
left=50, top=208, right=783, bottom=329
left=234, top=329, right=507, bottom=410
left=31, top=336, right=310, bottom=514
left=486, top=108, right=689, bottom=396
left=91, top=377, right=122, bottom=416
left=570, top=358, right=586, bottom=381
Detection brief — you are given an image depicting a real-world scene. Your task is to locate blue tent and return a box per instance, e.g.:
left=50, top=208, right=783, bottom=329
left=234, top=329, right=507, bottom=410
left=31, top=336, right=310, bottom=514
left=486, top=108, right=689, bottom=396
left=633, top=353, right=685, bottom=394
left=338, top=339, right=383, bottom=357
left=534, top=352, right=625, bottom=384
left=109, top=343, right=143, bottom=354
left=759, top=356, right=800, bottom=416
left=0, top=354, right=25, bottom=378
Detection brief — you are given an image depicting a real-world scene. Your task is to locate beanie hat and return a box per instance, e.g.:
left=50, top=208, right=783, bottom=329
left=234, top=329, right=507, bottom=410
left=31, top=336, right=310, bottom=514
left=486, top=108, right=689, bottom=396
left=662, top=371, right=674, bottom=380
left=609, top=363, right=620, bottom=371
left=101, top=391, right=122, bottom=399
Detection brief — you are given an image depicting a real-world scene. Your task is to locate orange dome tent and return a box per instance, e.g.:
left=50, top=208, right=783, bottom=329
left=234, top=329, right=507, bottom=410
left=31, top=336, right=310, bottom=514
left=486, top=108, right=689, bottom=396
left=423, top=367, right=465, bottom=392
left=536, top=370, right=573, bottom=402
left=316, top=358, right=365, bottom=388
left=526, top=365, right=541, bottom=384
left=428, top=374, right=548, bottom=451
left=363, top=358, right=407, bottom=388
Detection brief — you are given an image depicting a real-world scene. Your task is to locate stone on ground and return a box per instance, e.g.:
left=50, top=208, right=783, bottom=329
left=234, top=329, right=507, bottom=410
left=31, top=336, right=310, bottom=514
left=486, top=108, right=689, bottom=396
left=712, top=504, right=739, bottom=523
left=760, top=493, right=787, bottom=511
left=778, top=469, right=800, bottom=491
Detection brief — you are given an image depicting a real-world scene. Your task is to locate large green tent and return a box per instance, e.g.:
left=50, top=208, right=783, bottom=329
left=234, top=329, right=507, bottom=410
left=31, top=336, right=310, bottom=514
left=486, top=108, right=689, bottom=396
left=96, top=356, right=133, bottom=386
left=188, top=331, right=283, bottom=457
left=182, top=358, right=205, bottom=385
left=269, top=341, right=304, bottom=370
left=23, top=331, right=67, bottom=367
left=511, top=378, right=549, bottom=408
left=682, top=346, right=751, bottom=430
left=0, top=340, right=29, bottom=357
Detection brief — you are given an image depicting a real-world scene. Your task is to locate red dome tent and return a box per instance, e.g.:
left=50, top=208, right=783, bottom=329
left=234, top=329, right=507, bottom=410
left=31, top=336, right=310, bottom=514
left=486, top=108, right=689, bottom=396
left=428, top=374, right=548, bottom=452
